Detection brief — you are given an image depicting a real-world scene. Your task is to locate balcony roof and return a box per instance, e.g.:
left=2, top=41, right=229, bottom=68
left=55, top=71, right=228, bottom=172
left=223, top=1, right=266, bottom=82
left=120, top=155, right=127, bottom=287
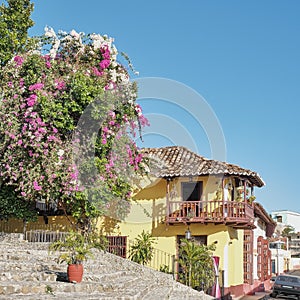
left=254, top=202, right=277, bottom=237
left=142, top=146, right=265, bottom=187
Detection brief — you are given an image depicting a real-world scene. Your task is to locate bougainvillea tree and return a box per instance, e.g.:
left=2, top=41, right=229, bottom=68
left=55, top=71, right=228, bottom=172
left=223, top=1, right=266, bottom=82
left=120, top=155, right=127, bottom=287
left=0, top=27, right=149, bottom=230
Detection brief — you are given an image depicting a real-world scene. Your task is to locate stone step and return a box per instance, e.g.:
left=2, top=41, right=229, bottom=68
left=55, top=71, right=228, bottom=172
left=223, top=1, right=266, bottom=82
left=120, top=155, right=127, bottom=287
left=0, top=242, right=50, bottom=251
left=0, top=253, right=53, bottom=263
left=0, top=282, right=46, bottom=296
left=0, top=291, right=159, bottom=300
left=0, top=277, right=156, bottom=298
left=142, top=285, right=172, bottom=299
left=0, top=271, right=56, bottom=282
left=168, top=290, right=208, bottom=300
left=83, top=270, right=135, bottom=282
left=0, top=266, right=139, bottom=285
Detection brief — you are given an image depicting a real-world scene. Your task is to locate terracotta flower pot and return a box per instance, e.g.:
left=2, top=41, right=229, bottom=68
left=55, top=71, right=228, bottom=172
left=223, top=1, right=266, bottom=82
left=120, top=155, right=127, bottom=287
left=67, top=264, right=84, bottom=283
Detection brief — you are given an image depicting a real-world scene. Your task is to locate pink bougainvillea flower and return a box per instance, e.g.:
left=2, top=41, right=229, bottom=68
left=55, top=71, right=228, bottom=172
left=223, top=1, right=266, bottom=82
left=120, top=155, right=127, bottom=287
left=29, top=83, right=44, bottom=91
left=92, top=67, right=103, bottom=77
left=33, top=181, right=42, bottom=191
left=47, top=135, right=57, bottom=141
left=138, top=115, right=150, bottom=127
left=101, top=46, right=110, bottom=60
left=55, top=79, right=66, bottom=90
left=14, top=55, right=24, bottom=66
left=26, top=94, right=37, bottom=107
left=70, top=171, right=78, bottom=180
left=9, top=133, right=16, bottom=140
left=108, top=111, right=115, bottom=118
left=45, top=61, right=51, bottom=68
left=104, top=82, right=116, bottom=90
left=99, top=59, right=110, bottom=69
left=19, top=78, right=24, bottom=88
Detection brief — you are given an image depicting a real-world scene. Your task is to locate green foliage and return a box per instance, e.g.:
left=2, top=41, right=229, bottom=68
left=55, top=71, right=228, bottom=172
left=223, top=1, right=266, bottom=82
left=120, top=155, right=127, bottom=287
left=0, top=184, right=37, bottom=221
left=45, top=285, right=54, bottom=295
left=282, top=225, right=295, bottom=237
left=177, top=239, right=216, bottom=291
left=129, top=230, right=156, bottom=265
left=0, top=0, right=35, bottom=66
left=159, top=264, right=171, bottom=274
left=49, top=230, right=107, bottom=265
left=248, top=195, right=256, bottom=204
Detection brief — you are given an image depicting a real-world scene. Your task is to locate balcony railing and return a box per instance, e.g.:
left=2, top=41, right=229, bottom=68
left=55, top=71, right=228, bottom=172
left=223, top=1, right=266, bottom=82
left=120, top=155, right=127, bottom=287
left=167, top=200, right=255, bottom=228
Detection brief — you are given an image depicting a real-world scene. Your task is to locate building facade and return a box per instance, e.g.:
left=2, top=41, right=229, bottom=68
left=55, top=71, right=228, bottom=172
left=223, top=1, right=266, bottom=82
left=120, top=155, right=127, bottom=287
left=271, top=210, right=300, bottom=233
left=116, top=146, right=276, bottom=297
left=270, top=210, right=300, bottom=270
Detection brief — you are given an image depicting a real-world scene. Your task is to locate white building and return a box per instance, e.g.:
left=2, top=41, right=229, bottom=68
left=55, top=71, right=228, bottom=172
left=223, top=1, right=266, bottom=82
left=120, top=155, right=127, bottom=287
left=271, top=210, right=300, bottom=233
left=269, top=241, right=291, bottom=275
left=271, top=210, right=300, bottom=271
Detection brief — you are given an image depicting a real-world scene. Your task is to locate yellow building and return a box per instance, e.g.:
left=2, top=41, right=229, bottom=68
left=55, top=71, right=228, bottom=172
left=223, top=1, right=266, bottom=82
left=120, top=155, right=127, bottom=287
left=116, top=146, right=276, bottom=297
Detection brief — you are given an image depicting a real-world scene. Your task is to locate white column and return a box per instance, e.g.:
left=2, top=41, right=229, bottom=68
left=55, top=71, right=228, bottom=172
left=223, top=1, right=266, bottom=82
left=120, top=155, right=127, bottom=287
left=223, top=244, right=229, bottom=287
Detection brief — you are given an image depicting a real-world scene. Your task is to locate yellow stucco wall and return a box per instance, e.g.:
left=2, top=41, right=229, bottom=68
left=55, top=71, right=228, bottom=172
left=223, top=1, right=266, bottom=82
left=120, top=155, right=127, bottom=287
left=0, top=216, right=74, bottom=233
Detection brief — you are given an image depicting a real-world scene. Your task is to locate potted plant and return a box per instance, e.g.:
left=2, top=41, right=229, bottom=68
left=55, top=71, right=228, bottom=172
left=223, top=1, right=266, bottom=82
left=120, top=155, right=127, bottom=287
left=235, top=186, right=244, bottom=202
left=49, top=230, right=107, bottom=283
left=247, top=195, right=256, bottom=204
left=214, top=188, right=223, bottom=201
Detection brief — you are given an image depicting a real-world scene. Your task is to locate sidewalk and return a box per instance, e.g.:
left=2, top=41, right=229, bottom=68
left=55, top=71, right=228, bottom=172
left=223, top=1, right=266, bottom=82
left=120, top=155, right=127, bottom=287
left=233, top=291, right=270, bottom=300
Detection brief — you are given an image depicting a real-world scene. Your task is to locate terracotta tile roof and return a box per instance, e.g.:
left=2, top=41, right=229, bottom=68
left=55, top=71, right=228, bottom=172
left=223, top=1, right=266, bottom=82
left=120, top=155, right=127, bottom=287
left=142, top=146, right=265, bottom=187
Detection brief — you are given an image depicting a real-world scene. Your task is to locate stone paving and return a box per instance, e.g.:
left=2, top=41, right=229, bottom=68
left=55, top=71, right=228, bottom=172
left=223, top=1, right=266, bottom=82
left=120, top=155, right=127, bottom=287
left=0, top=233, right=213, bottom=299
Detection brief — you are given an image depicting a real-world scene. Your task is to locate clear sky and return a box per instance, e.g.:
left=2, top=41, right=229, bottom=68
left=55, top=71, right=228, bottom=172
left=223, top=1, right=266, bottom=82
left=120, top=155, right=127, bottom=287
left=27, top=0, right=300, bottom=214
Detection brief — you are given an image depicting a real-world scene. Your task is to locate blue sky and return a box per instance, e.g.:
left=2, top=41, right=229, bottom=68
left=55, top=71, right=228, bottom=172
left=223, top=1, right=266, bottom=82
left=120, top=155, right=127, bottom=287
left=28, top=0, right=300, bottom=214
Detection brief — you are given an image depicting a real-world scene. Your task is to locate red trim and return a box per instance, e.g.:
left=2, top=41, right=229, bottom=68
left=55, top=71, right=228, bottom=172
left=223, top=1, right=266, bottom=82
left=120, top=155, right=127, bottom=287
left=224, top=278, right=272, bottom=297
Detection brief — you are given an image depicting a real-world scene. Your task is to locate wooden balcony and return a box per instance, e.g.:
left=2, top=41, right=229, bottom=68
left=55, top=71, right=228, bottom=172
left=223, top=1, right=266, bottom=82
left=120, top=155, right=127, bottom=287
left=166, top=200, right=255, bottom=229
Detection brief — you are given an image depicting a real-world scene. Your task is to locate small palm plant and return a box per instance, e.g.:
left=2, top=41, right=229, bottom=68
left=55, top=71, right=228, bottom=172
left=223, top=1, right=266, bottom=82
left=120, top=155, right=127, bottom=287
left=49, top=230, right=108, bottom=264
left=177, top=238, right=216, bottom=291
left=49, top=231, right=92, bottom=265
left=129, top=230, right=156, bottom=265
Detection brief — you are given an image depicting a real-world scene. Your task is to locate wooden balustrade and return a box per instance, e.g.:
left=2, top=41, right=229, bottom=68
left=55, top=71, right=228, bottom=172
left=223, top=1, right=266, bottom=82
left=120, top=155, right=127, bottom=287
left=167, top=200, right=254, bottom=228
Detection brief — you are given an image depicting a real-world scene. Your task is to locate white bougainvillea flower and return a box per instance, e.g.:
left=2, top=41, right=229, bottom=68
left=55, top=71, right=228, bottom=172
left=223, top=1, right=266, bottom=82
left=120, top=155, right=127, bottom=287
left=44, top=26, right=57, bottom=38
left=57, top=149, right=64, bottom=157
